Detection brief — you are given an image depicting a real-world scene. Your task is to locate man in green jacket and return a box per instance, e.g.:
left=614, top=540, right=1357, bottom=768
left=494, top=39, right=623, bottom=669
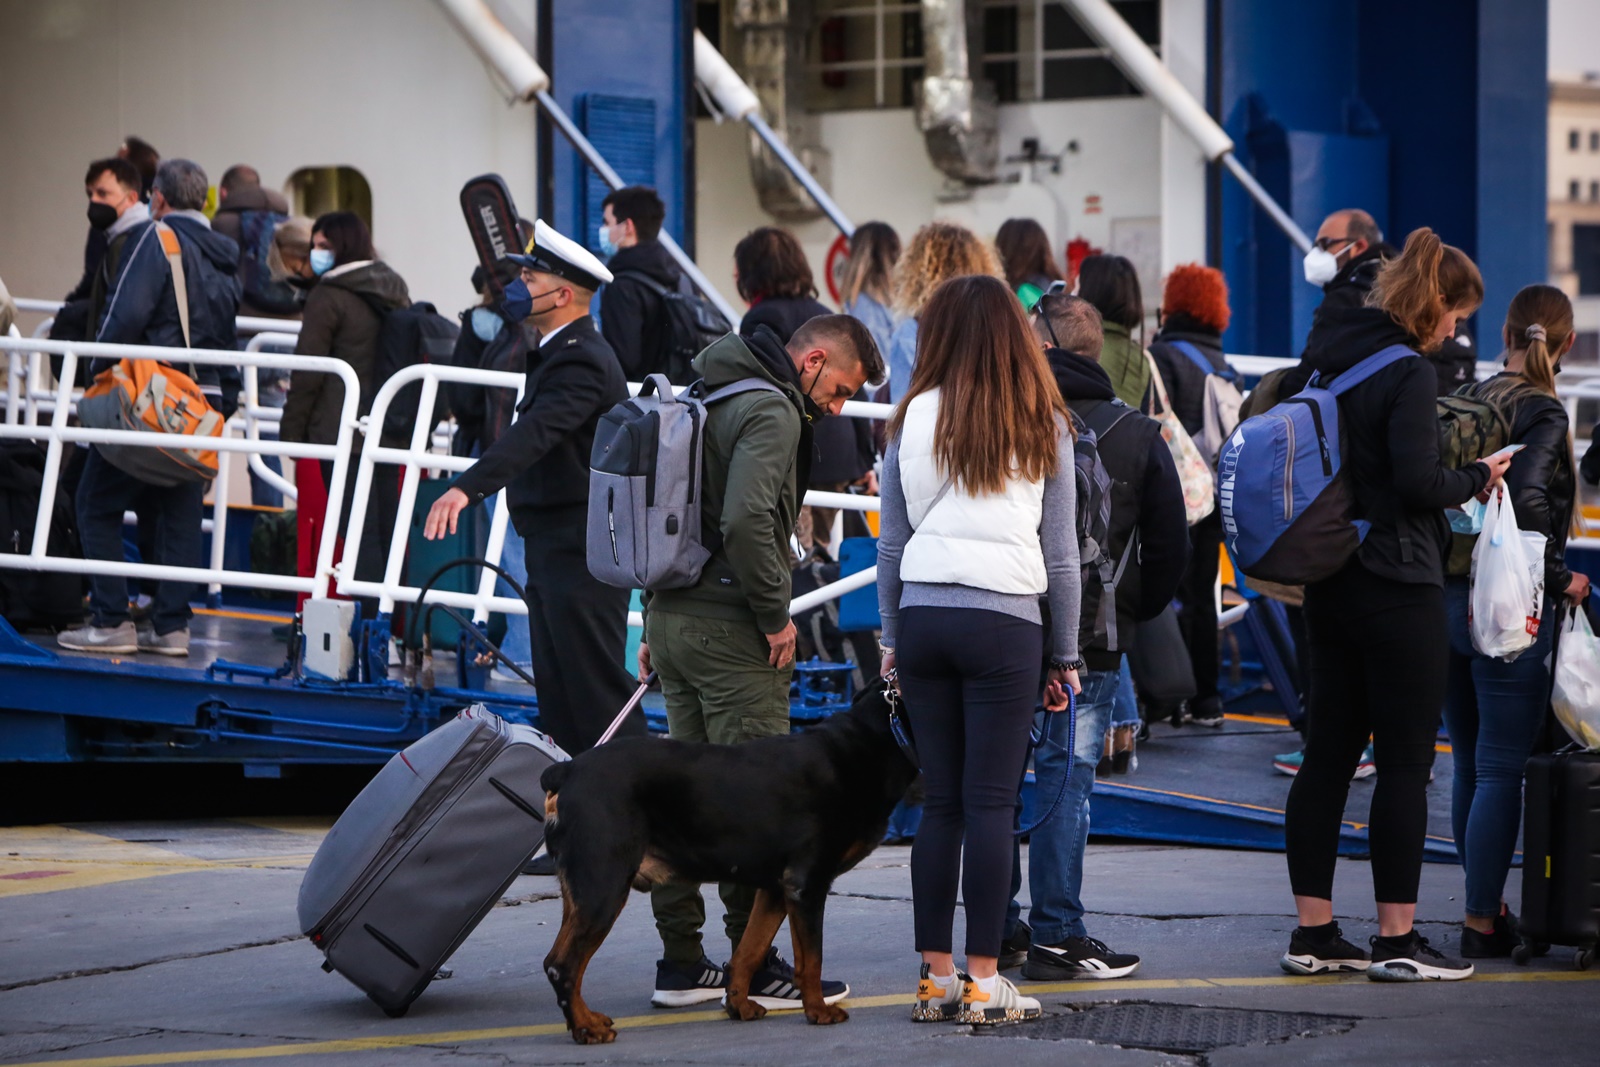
left=639, top=313, right=881, bottom=1012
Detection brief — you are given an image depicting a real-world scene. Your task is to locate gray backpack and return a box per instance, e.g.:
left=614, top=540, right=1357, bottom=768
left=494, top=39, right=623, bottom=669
left=586, top=373, right=782, bottom=590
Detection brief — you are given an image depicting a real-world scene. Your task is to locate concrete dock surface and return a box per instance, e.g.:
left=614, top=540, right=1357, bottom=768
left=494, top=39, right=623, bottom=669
left=2, top=819, right=1597, bottom=1066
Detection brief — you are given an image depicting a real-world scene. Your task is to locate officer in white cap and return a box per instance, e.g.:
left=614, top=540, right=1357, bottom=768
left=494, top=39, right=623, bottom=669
left=425, top=220, right=643, bottom=767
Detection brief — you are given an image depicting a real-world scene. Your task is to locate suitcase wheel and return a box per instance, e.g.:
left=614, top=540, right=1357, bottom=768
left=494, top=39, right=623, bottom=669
left=1512, top=942, right=1533, bottom=966
left=1575, top=947, right=1594, bottom=972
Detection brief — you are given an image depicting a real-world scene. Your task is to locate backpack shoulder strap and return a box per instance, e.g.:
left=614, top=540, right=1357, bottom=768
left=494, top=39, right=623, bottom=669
left=1171, top=339, right=1239, bottom=383
left=702, top=377, right=785, bottom=405
left=155, top=222, right=191, bottom=349
left=1327, top=344, right=1416, bottom=397
left=613, top=270, right=671, bottom=298
left=1081, top=399, right=1137, bottom=442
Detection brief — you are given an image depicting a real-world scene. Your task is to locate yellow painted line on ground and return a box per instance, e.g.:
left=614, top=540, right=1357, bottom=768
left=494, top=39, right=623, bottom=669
left=1223, top=712, right=1292, bottom=727
left=0, top=826, right=315, bottom=898
left=10, top=968, right=1598, bottom=1067
left=194, top=607, right=293, bottom=624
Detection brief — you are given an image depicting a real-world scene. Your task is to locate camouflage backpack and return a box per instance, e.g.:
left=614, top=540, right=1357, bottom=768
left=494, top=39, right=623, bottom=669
left=1437, top=385, right=1510, bottom=576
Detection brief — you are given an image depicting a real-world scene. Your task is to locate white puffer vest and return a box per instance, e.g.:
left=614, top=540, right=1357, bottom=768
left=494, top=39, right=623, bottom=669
left=898, top=389, right=1047, bottom=594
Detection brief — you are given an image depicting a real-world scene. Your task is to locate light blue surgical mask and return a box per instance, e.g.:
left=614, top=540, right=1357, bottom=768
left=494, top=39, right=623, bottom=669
left=597, top=222, right=619, bottom=260
left=470, top=306, right=504, bottom=343
left=309, top=248, right=335, bottom=276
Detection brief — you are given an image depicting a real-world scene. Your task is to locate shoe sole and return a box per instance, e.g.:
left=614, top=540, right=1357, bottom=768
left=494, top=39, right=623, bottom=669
left=139, top=645, right=189, bottom=657
left=911, top=1002, right=963, bottom=1022
left=1280, top=953, right=1368, bottom=975
left=1367, top=961, right=1474, bottom=982
left=651, top=988, right=727, bottom=1008
left=58, top=640, right=138, bottom=654
left=1272, top=763, right=1300, bottom=777
left=1190, top=717, right=1225, bottom=729
left=735, top=985, right=849, bottom=1012
left=958, top=1006, right=1042, bottom=1025
left=1351, top=764, right=1376, bottom=780
left=1022, top=957, right=1140, bottom=981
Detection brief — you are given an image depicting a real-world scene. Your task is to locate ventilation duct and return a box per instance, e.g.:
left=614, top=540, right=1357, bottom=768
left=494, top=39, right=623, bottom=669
left=732, top=0, right=830, bottom=222
left=918, top=0, right=999, bottom=185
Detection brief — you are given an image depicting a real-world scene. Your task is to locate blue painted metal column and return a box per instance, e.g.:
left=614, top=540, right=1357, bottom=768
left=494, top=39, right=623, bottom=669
left=536, top=0, right=694, bottom=258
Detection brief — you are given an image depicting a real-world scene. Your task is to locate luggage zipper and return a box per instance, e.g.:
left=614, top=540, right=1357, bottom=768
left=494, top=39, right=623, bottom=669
left=1270, top=413, right=1294, bottom=521
left=607, top=487, right=619, bottom=565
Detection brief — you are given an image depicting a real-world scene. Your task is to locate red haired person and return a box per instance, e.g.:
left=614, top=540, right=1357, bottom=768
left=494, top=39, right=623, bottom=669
left=1147, top=264, right=1236, bottom=728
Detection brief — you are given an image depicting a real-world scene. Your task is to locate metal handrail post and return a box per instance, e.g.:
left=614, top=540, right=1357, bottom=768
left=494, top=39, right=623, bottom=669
left=375, top=376, right=442, bottom=616
left=28, top=351, right=78, bottom=563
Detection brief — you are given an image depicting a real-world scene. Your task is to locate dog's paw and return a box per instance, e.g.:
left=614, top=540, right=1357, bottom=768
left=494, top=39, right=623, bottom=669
left=806, top=1003, right=849, bottom=1026
left=726, top=996, right=768, bottom=1022
left=570, top=1023, right=617, bottom=1045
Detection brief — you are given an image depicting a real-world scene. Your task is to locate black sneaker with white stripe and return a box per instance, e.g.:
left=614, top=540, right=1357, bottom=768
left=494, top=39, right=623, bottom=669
left=1280, top=922, right=1369, bottom=975
left=732, top=947, right=850, bottom=1011
left=1020, top=935, right=1141, bottom=980
left=651, top=955, right=727, bottom=1007
left=1367, top=931, right=1474, bottom=982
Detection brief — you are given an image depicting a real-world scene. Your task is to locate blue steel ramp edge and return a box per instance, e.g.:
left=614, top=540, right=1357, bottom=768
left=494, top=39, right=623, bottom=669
left=0, top=615, right=541, bottom=764
left=1081, top=778, right=1459, bottom=863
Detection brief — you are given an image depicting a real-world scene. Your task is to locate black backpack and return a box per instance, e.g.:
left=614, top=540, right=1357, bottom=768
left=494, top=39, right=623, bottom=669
left=366, top=301, right=461, bottom=446
left=614, top=271, right=731, bottom=384
left=0, top=442, right=85, bottom=630
left=1072, top=402, right=1139, bottom=653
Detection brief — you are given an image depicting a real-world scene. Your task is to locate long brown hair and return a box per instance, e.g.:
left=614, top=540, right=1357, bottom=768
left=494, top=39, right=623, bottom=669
left=841, top=221, right=901, bottom=306
left=1486, top=283, right=1573, bottom=401
left=995, top=218, right=1062, bottom=291
left=893, top=221, right=1002, bottom=318
left=1367, top=227, right=1483, bottom=352
left=733, top=226, right=816, bottom=302
left=888, top=275, right=1069, bottom=495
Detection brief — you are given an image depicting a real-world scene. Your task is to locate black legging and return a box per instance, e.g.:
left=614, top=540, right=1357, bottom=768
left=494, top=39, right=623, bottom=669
left=1285, top=560, right=1445, bottom=904
left=1179, top=509, right=1224, bottom=716
left=898, top=606, right=1042, bottom=958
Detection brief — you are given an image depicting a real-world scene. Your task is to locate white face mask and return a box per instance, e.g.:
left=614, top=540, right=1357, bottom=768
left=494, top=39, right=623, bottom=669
left=1302, top=245, right=1349, bottom=288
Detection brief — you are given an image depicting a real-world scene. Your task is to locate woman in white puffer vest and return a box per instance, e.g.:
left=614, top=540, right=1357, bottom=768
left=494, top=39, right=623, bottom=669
left=878, top=274, right=1082, bottom=1026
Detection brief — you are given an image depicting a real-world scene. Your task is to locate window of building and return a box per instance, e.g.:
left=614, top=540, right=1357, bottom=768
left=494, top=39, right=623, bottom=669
left=808, top=0, right=1159, bottom=112
left=1591, top=180, right=1599, bottom=203
left=1572, top=179, right=1583, bottom=201
left=1592, top=131, right=1600, bottom=152
left=1571, top=129, right=1581, bottom=151
left=286, top=166, right=373, bottom=232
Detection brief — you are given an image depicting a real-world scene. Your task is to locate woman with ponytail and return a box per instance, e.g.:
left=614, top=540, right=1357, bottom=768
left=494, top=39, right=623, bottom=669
left=1442, top=284, right=1588, bottom=958
left=1280, top=228, right=1511, bottom=984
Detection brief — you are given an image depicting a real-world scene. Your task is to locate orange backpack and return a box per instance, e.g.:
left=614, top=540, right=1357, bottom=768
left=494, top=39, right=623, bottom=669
left=78, top=222, right=224, bottom=486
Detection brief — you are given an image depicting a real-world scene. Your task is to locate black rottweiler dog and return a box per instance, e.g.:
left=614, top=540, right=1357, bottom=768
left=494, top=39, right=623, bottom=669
left=538, top=678, right=917, bottom=1045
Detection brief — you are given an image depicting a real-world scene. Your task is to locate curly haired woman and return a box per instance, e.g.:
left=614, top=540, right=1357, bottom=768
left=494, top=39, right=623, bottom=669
left=885, top=222, right=1002, bottom=402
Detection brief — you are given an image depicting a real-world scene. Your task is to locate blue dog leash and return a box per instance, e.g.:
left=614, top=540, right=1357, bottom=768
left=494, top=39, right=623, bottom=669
left=881, top=671, right=1078, bottom=836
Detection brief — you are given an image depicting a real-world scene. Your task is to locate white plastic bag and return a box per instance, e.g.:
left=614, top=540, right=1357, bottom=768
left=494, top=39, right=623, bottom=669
left=1552, top=606, right=1600, bottom=750
left=1468, top=490, right=1547, bottom=661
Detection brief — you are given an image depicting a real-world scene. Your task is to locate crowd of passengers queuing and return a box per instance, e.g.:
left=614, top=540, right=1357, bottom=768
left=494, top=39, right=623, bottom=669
left=3, top=133, right=1599, bottom=1018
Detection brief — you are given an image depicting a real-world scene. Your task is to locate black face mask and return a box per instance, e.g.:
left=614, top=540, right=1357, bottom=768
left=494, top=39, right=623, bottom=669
left=86, top=201, right=118, bottom=232
left=801, top=359, right=829, bottom=422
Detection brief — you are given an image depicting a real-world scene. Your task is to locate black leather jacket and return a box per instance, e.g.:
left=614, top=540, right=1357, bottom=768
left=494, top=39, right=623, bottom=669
left=1472, top=375, right=1576, bottom=597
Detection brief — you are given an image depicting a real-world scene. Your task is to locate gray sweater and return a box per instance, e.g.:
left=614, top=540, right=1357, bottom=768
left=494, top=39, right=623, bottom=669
left=876, top=433, right=1081, bottom=661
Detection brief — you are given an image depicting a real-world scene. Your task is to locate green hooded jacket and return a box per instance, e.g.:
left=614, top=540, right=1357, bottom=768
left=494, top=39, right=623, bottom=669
left=647, top=332, right=807, bottom=634
left=1099, top=321, right=1151, bottom=410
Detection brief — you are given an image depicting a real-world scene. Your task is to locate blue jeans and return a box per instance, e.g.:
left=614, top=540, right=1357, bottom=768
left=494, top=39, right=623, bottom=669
left=1006, top=664, right=1119, bottom=944
left=489, top=498, right=533, bottom=669
left=1111, top=657, right=1139, bottom=725
left=1442, top=576, right=1555, bottom=918
left=77, top=448, right=203, bottom=635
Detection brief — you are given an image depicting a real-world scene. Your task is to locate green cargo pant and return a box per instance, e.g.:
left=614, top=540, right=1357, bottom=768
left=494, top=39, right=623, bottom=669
left=645, top=608, right=792, bottom=964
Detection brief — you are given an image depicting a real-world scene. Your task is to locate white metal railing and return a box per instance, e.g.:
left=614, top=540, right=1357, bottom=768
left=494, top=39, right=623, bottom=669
left=12, top=297, right=303, bottom=339
left=342, top=367, right=893, bottom=630
left=0, top=335, right=356, bottom=600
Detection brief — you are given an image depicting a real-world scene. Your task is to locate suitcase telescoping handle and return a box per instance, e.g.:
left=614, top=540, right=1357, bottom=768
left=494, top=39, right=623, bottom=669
left=597, top=674, right=657, bottom=746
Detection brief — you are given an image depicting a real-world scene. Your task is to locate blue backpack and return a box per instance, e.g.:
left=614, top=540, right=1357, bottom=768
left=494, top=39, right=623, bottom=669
left=1218, top=344, right=1414, bottom=585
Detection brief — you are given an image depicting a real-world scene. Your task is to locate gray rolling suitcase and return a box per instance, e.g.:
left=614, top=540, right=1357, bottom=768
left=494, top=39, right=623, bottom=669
left=298, top=706, right=565, bottom=1016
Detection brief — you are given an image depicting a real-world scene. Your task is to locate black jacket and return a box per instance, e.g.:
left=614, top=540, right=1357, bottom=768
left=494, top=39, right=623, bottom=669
left=451, top=315, right=627, bottom=512
left=1049, top=348, right=1190, bottom=670
left=1301, top=241, right=1396, bottom=361
left=740, top=296, right=872, bottom=486
left=1469, top=375, right=1575, bottom=597
left=1148, top=315, right=1232, bottom=437
left=1583, top=424, right=1600, bottom=487
left=600, top=240, right=682, bottom=381
left=1302, top=305, right=1488, bottom=586
left=1427, top=326, right=1478, bottom=397
left=163, top=215, right=245, bottom=416
left=283, top=261, right=410, bottom=445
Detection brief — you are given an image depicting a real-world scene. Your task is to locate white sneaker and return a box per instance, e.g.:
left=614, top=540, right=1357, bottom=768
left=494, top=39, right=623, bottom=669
left=956, top=971, right=1041, bottom=1024
left=910, top=963, right=963, bottom=1022
left=58, top=621, right=138, bottom=654
left=136, top=624, right=190, bottom=657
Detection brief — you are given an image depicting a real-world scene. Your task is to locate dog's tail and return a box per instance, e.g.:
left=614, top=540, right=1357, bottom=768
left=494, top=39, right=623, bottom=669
left=540, top=760, right=573, bottom=795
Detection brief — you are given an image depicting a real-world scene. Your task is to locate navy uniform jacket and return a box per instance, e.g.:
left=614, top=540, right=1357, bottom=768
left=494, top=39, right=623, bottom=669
left=452, top=315, right=627, bottom=512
